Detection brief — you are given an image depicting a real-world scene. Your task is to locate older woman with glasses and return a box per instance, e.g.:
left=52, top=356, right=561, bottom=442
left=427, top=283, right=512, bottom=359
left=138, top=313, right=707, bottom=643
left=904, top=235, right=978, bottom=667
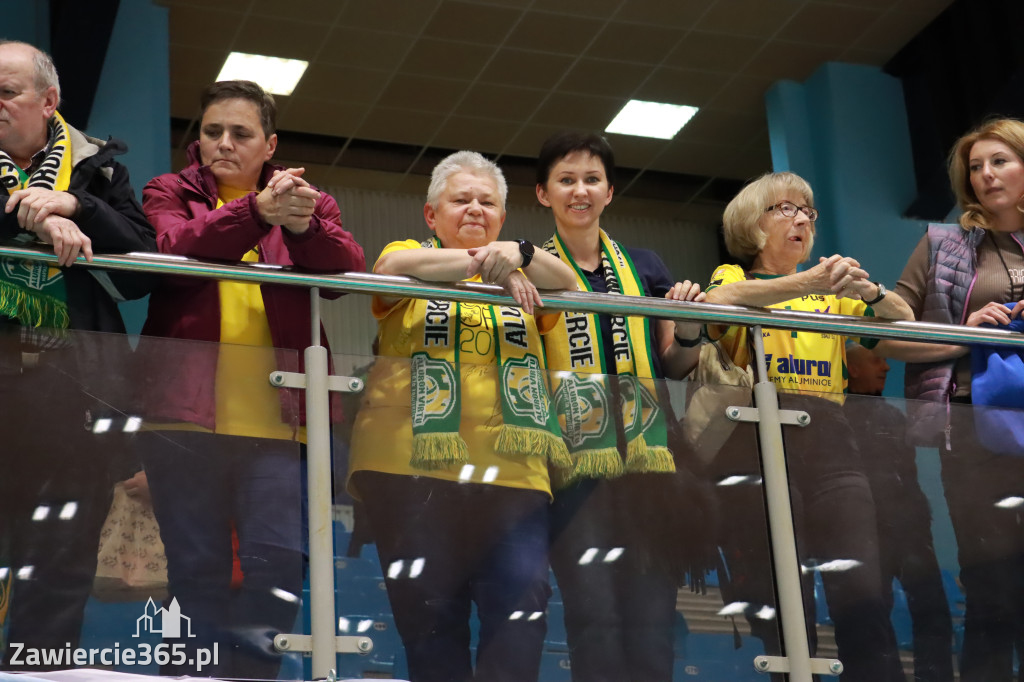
left=703, top=171, right=912, bottom=682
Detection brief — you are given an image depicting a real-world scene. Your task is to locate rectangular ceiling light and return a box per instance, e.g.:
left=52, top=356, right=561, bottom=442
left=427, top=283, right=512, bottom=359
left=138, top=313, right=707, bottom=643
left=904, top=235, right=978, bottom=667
left=605, top=99, right=699, bottom=140
left=215, top=52, right=309, bottom=96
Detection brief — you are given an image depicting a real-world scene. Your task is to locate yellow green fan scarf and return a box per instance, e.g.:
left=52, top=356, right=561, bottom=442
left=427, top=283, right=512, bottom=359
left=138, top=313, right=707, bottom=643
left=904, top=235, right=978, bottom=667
left=408, top=237, right=570, bottom=471
left=542, top=229, right=673, bottom=481
left=0, top=112, right=74, bottom=331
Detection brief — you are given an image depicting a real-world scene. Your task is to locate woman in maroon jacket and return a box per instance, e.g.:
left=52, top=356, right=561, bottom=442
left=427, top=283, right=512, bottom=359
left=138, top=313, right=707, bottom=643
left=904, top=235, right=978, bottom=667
left=138, top=80, right=365, bottom=679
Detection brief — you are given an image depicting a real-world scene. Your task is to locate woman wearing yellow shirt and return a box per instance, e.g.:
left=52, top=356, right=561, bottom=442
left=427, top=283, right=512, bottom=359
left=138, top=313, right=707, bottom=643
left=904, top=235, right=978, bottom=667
left=348, top=151, right=575, bottom=682
left=705, top=171, right=911, bottom=682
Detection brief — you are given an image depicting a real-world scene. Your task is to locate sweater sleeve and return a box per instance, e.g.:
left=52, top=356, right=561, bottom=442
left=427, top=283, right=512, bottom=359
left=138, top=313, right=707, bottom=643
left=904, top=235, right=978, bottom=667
left=893, top=234, right=930, bottom=319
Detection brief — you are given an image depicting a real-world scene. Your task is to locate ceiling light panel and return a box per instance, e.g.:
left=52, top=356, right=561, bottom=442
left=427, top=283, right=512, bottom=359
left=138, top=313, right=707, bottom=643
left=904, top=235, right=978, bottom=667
left=605, top=99, right=699, bottom=140
left=216, top=52, right=309, bottom=96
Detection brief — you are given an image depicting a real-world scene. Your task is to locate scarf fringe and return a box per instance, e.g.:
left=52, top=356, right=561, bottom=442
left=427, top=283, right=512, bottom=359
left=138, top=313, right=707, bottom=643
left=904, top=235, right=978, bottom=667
left=0, top=278, right=70, bottom=329
left=411, top=433, right=469, bottom=470
left=497, top=426, right=573, bottom=469
left=625, top=439, right=676, bottom=474
left=569, top=447, right=625, bottom=479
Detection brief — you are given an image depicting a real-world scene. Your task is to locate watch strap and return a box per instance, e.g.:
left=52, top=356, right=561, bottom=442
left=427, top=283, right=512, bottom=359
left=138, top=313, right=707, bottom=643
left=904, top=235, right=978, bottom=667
left=863, top=282, right=887, bottom=306
left=517, top=239, right=535, bottom=268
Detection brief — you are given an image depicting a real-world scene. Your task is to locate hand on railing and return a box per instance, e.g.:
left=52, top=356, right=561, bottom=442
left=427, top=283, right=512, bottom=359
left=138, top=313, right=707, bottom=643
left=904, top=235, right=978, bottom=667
left=499, top=270, right=542, bottom=315
left=30, top=214, right=93, bottom=266
left=665, top=279, right=706, bottom=341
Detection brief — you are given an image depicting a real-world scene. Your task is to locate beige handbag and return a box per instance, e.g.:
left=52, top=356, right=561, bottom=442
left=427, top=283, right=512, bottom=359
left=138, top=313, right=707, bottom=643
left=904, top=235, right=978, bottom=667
left=683, top=337, right=755, bottom=466
left=94, top=481, right=168, bottom=602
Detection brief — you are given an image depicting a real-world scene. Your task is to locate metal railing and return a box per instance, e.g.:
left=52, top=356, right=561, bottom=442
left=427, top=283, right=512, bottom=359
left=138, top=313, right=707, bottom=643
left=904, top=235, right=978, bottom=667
left=7, top=243, right=1023, bottom=349
left=7, top=242, right=1019, bottom=681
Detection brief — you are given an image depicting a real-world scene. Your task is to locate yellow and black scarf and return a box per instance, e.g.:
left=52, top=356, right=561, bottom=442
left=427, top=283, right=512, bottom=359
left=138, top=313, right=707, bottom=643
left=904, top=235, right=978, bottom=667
left=543, top=229, right=672, bottom=481
left=408, top=237, right=570, bottom=470
left=0, top=112, right=73, bottom=333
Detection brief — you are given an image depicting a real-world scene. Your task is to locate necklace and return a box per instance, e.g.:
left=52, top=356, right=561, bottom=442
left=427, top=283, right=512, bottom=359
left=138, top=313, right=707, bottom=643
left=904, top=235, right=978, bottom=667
left=990, top=230, right=1020, bottom=303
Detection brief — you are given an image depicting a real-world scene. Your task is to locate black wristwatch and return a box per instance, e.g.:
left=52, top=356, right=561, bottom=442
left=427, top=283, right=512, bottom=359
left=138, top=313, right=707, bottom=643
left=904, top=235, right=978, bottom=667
left=863, top=282, right=887, bottom=306
left=674, top=329, right=703, bottom=347
left=516, top=239, right=535, bottom=268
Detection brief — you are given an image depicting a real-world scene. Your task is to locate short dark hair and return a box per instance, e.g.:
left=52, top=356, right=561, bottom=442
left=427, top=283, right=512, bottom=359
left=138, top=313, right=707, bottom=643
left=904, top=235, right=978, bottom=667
left=199, top=80, right=276, bottom=137
left=535, top=131, right=616, bottom=188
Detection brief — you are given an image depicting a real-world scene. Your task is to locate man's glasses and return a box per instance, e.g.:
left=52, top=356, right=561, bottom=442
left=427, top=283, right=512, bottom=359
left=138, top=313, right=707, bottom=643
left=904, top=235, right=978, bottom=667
left=765, top=201, right=818, bottom=222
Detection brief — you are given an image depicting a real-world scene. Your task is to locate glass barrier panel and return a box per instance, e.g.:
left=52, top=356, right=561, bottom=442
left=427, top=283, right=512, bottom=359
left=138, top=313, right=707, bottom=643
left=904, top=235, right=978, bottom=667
left=331, top=351, right=775, bottom=681
left=0, top=328, right=305, bottom=681
left=802, top=388, right=965, bottom=681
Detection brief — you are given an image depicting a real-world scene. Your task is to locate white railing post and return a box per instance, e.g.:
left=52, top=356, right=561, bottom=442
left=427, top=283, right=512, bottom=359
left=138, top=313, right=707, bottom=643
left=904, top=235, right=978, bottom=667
left=304, top=287, right=337, bottom=679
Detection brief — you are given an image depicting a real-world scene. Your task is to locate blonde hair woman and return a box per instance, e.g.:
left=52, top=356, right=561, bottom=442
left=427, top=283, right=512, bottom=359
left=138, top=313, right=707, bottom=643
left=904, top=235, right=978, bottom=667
left=705, top=171, right=911, bottom=682
left=882, top=118, right=1024, bottom=681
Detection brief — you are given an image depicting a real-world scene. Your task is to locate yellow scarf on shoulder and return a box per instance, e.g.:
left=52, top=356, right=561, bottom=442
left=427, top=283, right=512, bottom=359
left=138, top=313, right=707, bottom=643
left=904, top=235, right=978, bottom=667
left=543, top=229, right=672, bottom=481
left=0, top=112, right=74, bottom=331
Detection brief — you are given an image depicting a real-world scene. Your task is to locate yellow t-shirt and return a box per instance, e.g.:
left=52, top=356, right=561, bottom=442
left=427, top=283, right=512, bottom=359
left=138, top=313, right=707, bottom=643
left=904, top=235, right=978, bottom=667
left=706, top=263, right=876, bottom=400
left=151, top=186, right=303, bottom=442
left=347, top=239, right=559, bottom=498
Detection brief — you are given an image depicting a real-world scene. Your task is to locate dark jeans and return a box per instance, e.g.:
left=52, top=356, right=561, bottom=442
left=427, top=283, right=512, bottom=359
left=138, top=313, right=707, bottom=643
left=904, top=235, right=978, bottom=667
left=851, top=397, right=953, bottom=682
left=550, top=476, right=679, bottom=682
left=943, top=403, right=1024, bottom=682
left=714, top=395, right=904, bottom=682
left=0, top=356, right=116, bottom=671
left=141, top=431, right=304, bottom=680
left=354, top=471, right=551, bottom=682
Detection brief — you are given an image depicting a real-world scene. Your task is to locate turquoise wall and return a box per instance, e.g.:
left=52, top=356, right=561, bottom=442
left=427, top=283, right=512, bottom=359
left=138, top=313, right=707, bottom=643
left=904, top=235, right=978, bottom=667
left=87, top=1, right=170, bottom=335
left=766, top=62, right=926, bottom=295
left=765, top=61, right=938, bottom=398
left=1, top=3, right=51, bottom=47
left=765, top=61, right=957, bottom=569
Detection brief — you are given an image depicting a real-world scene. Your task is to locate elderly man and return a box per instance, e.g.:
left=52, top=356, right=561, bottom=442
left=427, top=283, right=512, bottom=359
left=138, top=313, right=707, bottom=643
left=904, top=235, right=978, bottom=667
left=0, top=40, right=156, bottom=668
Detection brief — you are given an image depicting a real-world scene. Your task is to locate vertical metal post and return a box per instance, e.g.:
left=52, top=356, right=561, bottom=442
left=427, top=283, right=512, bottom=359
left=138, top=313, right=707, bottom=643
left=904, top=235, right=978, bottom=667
left=306, top=286, right=337, bottom=678
left=750, top=326, right=813, bottom=682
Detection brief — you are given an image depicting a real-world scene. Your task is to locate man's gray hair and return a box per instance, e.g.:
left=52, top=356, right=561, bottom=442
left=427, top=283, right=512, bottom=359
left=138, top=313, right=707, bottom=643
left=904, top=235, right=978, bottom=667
left=0, top=40, right=60, bottom=102
left=426, top=151, right=508, bottom=210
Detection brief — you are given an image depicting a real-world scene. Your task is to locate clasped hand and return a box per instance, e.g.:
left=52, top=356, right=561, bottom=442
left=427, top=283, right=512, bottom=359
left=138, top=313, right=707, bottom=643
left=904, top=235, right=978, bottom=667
left=466, top=242, right=542, bottom=314
left=809, top=254, right=874, bottom=300
left=256, top=167, right=320, bottom=234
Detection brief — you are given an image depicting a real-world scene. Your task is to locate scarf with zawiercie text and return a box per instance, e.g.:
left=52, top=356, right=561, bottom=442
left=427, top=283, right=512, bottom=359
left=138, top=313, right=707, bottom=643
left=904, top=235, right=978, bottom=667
left=542, top=229, right=672, bottom=481
left=0, top=112, right=73, bottom=333
left=409, top=237, right=570, bottom=470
